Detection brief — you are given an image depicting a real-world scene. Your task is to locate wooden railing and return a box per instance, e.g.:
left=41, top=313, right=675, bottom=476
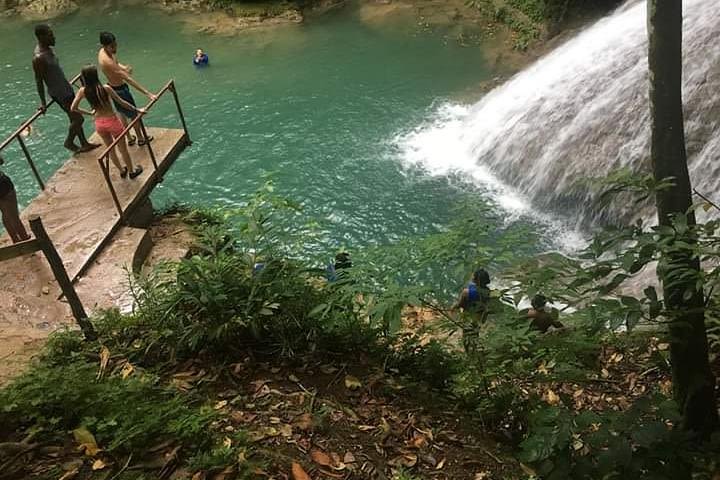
left=0, top=74, right=83, bottom=190
left=96, top=79, right=190, bottom=219
left=0, top=76, right=190, bottom=220
left=0, top=216, right=96, bottom=340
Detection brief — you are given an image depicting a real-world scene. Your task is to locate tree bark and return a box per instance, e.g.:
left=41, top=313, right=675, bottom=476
left=647, top=0, right=718, bottom=435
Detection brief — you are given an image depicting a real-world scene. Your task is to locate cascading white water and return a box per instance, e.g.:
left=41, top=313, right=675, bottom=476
left=396, top=0, right=720, bottom=229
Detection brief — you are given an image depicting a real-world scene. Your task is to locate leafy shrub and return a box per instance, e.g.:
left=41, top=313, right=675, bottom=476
left=519, top=397, right=699, bottom=480
left=389, top=336, right=462, bottom=390
left=0, top=359, right=216, bottom=453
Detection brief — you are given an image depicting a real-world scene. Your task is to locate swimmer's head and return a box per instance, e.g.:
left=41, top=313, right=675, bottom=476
left=531, top=294, right=548, bottom=310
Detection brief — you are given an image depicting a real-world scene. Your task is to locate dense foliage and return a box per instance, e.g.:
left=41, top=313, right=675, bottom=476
left=1, top=182, right=719, bottom=478
left=467, top=0, right=623, bottom=49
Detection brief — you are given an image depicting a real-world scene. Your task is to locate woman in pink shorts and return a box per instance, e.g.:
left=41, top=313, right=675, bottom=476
left=71, top=65, right=145, bottom=179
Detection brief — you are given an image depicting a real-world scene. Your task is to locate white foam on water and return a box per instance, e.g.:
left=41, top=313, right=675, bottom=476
left=394, top=103, right=587, bottom=252
left=393, top=0, right=720, bottom=251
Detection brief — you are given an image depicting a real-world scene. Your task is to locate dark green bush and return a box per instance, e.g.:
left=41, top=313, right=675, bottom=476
left=0, top=360, right=215, bottom=453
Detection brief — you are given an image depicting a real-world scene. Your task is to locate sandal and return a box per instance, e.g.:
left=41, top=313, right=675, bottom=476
left=138, top=135, right=154, bottom=146
left=129, top=165, right=144, bottom=179
left=127, top=134, right=137, bottom=146
left=120, top=167, right=128, bottom=179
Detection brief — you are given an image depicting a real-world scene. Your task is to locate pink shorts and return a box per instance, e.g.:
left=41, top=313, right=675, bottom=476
left=95, top=115, right=125, bottom=137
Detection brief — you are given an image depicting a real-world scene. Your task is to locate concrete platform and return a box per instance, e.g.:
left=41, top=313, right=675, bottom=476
left=74, top=226, right=152, bottom=314
left=19, top=126, right=187, bottom=282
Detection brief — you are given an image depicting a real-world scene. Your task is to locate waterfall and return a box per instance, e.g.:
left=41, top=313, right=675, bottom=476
left=396, top=0, right=720, bottom=229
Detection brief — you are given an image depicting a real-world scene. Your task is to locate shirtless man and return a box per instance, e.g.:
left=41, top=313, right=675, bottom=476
left=97, top=31, right=156, bottom=146
left=32, top=24, right=99, bottom=153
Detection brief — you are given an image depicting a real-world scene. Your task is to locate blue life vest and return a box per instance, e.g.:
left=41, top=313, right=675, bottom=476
left=326, top=263, right=337, bottom=282
left=193, top=54, right=209, bottom=66
left=467, top=281, right=480, bottom=304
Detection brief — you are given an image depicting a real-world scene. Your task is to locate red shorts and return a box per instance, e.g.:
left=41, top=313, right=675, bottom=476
left=95, top=115, right=125, bottom=137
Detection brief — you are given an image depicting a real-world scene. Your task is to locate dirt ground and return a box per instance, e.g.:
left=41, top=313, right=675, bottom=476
left=0, top=215, right=195, bottom=386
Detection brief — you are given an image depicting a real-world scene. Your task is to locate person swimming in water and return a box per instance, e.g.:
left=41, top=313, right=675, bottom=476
left=193, top=48, right=209, bottom=67
left=71, top=65, right=145, bottom=179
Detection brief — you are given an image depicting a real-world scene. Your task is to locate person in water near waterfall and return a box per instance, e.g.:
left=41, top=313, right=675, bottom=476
left=452, top=268, right=491, bottom=354
left=32, top=24, right=100, bottom=154
left=326, top=252, right=352, bottom=282
left=98, top=31, right=156, bottom=147
left=193, top=48, right=209, bottom=67
left=71, top=65, right=145, bottom=179
left=526, top=294, right=564, bottom=333
left=0, top=155, right=30, bottom=243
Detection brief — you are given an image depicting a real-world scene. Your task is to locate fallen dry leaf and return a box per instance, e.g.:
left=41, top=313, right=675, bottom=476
left=389, top=453, right=418, bottom=468
left=311, top=449, right=333, bottom=467
left=344, top=375, right=362, bottom=390
left=97, top=346, right=110, bottom=379
left=294, top=413, right=314, bottom=431
left=291, top=462, right=311, bottom=480
left=544, top=389, right=560, bottom=406
left=92, top=459, right=107, bottom=471
left=72, top=427, right=101, bottom=457
left=120, top=362, right=134, bottom=379
left=58, top=467, right=80, bottom=480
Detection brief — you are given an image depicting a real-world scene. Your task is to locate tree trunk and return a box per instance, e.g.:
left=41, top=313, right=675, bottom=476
left=647, top=0, right=718, bottom=435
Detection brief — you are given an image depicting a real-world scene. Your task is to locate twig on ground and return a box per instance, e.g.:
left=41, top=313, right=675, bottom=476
left=109, top=453, right=133, bottom=480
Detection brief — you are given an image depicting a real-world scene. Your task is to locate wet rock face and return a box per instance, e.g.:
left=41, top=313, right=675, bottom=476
left=2, top=0, right=79, bottom=19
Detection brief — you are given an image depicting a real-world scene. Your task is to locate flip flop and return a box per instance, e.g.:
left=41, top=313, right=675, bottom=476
left=127, top=134, right=137, bottom=146
left=120, top=167, right=128, bottom=179
left=138, top=135, right=154, bottom=146
left=129, top=165, right=144, bottom=179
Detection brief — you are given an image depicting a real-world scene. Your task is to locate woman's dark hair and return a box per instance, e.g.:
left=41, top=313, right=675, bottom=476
left=472, top=268, right=490, bottom=287
left=81, top=65, right=109, bottom=110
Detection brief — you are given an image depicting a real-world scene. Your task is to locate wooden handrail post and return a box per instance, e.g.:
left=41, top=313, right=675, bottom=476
left=17, top=135, right=45, bottom=190
left=29, top=215, right=97, bottom=341
left=169, top=81, right=192, bottom=145
left=139, top=120, right=159, bottom=171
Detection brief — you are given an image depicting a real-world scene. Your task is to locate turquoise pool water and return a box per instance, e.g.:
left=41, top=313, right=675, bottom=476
left=0, top=4, right=498, bottom=257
